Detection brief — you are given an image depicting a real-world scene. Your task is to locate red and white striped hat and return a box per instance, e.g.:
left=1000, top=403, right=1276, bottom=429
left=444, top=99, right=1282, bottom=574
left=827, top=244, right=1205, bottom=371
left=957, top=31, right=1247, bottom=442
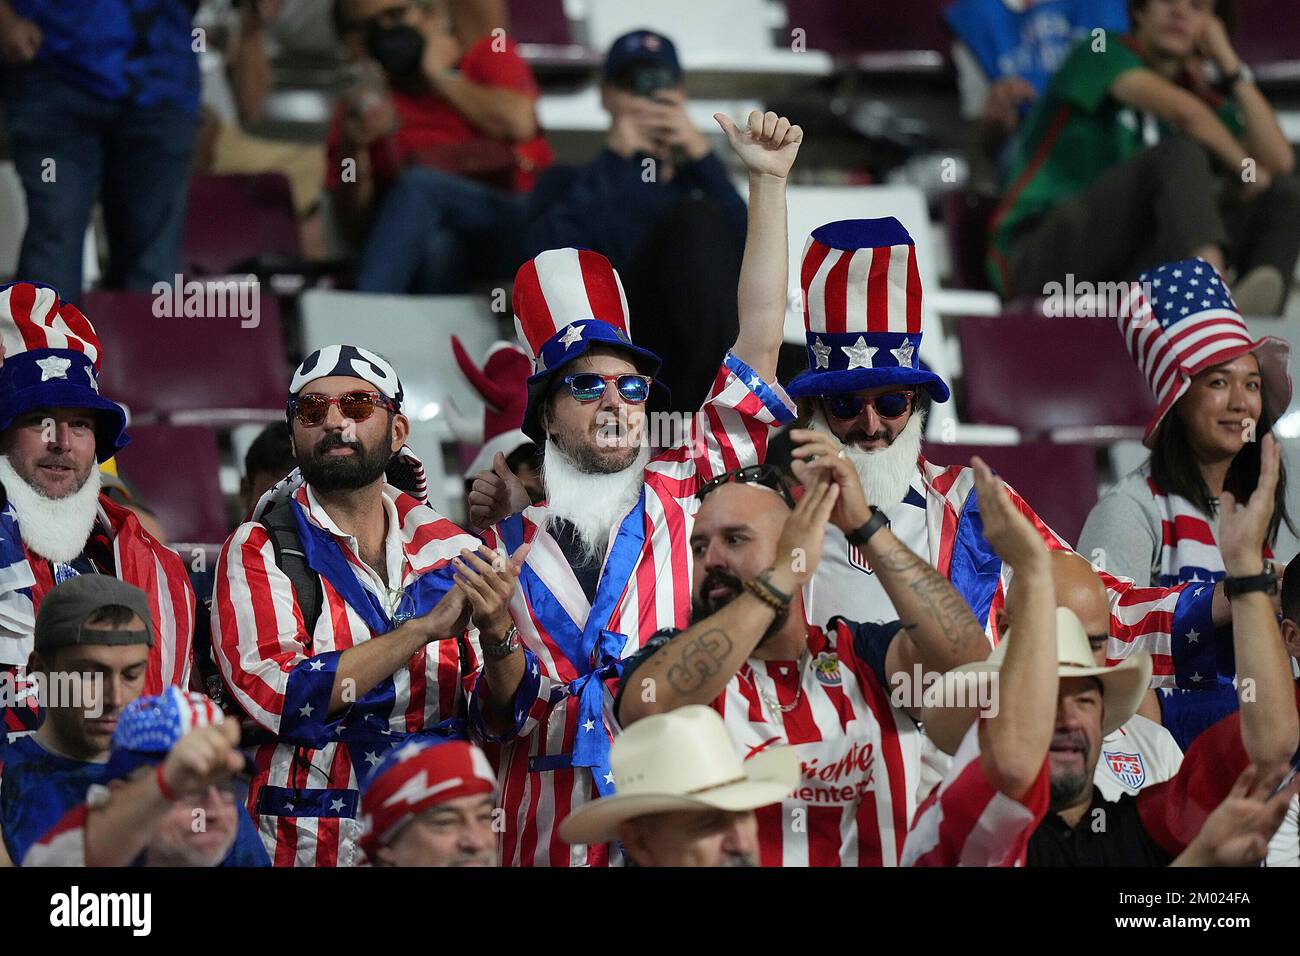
left=0, top=282, right=128, bottom=460
left=1122, top=258, right=1291, bottom=447
left=512, top=248, right=664, bottom=441
left=785, top=218, right=949, bottom=402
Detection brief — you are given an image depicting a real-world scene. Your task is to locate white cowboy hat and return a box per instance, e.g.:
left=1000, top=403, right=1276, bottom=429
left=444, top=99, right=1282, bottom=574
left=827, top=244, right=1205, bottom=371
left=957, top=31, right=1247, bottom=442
left=558, top=705, right=800, bottom=846
left=934, top=607, right=1153, bottom=755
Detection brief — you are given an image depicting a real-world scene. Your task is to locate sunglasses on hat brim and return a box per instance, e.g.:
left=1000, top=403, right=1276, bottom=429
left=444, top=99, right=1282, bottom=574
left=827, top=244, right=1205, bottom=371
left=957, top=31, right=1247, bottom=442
left=556, top=373, right=652, bottom=404
left=696, top=464, right=795, bottom=508
left=822, top=389, right=915, bottom=422
left=289, top=390, right=398, bottom=426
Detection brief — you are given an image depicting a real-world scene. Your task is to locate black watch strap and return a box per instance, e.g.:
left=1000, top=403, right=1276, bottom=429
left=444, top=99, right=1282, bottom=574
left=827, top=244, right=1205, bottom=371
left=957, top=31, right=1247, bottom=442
left=845, top=508, right=890, bottom=547
left=1223, top=570, right=1277, bottom=599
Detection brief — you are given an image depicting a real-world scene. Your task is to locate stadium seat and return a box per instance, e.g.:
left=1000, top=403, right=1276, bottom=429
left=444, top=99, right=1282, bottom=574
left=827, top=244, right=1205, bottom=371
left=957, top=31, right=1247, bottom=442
left=84, top=288, right=288, bottom=426
left=957, top=308, right=1156, bottom=442
left=182, top=173, right=300, bottom=277
left=941, top=189, right=998, bottom=293
left=115, top=424, right=229, bottom=547
left=922, top=440, right=1100, bottom=546
left=298, top=290, right=501, bottom=518
left=783, top=0, right=950, bottom=72
left=1235, top=0, right=1300, bottom=84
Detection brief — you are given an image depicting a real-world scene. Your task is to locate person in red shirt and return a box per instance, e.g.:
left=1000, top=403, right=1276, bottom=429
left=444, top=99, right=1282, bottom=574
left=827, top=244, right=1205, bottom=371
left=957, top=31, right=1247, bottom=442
left=328, top=0, right=552, bottom=292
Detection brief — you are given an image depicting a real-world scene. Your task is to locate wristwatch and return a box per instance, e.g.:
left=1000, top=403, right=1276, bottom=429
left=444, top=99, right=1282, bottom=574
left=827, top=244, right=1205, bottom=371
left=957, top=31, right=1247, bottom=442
left=481, top=624, right=521, bottom=659
left=845, top=507, right=890, bottom=547
left=1223, top=561, right=1277, bottom=599
left=1218, top=62, right=1254, bottom=91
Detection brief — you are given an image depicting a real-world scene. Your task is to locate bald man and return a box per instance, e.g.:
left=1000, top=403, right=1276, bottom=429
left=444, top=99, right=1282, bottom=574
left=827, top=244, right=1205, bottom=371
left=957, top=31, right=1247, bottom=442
left=924, top=551, right=1183, bottom=799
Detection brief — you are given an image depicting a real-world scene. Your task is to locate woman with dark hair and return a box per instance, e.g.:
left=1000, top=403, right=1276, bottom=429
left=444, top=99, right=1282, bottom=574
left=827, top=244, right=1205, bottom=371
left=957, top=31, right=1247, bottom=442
left=1079, top=256, right=1293, bottom=752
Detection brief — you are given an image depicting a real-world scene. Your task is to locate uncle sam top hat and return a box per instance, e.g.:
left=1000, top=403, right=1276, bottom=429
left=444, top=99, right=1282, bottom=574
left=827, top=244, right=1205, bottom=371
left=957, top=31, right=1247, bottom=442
left=512, top=248, right=666, bottom=443
left=785, top=218, right=950, bottom=403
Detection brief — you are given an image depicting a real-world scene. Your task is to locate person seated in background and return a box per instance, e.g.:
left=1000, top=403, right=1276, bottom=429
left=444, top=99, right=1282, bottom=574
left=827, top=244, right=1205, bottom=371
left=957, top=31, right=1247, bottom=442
left=1078, top=260, right=1291, bottom=750
left=238, top=420, right=297, bottom=517
left=523, top=30, right=747, bottom=413
left=192, top=0, right=331, bottom=261
left=327, top=0, right=552, bottom=293
left=927, top=435, right=1299, bottom=865
left=559, top=706, right=798, bottom=868
left=945, top=0, right=1130, bottom=189
left=358, top=739, right=496, bottom=866
left=22, top=685, right=266, bottom=867
left=986, top=0, right=1299, bottom=314
left=0, top=0, right=200, bottom=301
left=616, top=455, right=994, bottom=867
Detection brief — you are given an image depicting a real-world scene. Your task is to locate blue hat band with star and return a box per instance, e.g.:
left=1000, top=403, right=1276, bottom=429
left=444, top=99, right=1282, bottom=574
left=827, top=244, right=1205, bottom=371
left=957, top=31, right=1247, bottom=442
left=0, top=349, right=129, bottom=462
left=522, top=319, right=668, bottom=443
left=786, top=330, right=950, bottom=401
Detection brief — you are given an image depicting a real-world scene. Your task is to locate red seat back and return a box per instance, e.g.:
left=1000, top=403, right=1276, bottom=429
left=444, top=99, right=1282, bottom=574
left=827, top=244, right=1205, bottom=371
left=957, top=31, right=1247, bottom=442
left=182, top=174, right=299, bottom=277
left=116, top=425, right=228, bottom=545
left=923, top=442, right=1100, bottom=546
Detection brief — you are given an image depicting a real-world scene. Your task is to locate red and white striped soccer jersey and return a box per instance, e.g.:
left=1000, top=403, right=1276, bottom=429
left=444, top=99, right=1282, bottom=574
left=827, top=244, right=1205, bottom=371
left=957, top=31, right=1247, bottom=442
left=212, top=483, right=479, bottom=867
left=716, top=619, right=921, bottom=867
left=470, top=354, right=793, bottom=867
left=902, top=721, right=1049, bottom=867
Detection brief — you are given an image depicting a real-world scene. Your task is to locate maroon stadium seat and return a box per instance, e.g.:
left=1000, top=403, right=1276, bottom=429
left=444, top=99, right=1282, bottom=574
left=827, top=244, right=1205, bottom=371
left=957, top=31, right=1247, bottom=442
left=942, top=189, right=999, bottom=292
left=782, top=0, right=951, bottom=70
left=507, top=0, right=572, bottom=45
left=116, top=425, right=228, bottom=545
left=182, top=173, right=299, bottom=277
left=84, top=289, right=287, bottom=426
left=1234, top=0, right=1300, bottom=83
left=923, top=441, right=1100, bottom=545
left=957, top=308, right=1156, bottom=441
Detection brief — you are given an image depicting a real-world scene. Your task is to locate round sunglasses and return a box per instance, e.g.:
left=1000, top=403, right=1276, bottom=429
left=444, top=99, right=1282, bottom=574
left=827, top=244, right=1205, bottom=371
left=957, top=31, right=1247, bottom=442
left=559, top=373, right=652, bottom=404
left=823, top=389, right=914, bottom=422
left=290, top=390, right=398, bottom=427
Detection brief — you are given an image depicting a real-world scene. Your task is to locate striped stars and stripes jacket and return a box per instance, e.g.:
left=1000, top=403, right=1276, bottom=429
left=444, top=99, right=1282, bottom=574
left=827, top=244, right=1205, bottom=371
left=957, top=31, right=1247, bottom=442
left=0, top=494, right=194, bottom=737
left=212, top=483, right=480, bottom=867
left=469, top=353, right=794, bottom=867
left=806, top=455, right=1218, bottom=689
left=902, top=720, right=1050, bottom=867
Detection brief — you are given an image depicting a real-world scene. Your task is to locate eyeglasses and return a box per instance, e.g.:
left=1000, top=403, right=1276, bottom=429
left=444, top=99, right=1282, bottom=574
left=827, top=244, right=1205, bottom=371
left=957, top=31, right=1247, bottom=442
left=289, top=390, right=398, bottom=427
left=697, top=464, right=795, bottom=508
left=559, top=373, right=652, bottom=404
left=823, top=389, right=914, bottom=422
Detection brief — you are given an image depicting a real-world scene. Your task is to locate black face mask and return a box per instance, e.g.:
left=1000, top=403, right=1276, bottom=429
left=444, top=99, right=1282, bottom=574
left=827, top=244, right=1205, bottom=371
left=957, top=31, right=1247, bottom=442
left=365, top=22, right=426, bottom=79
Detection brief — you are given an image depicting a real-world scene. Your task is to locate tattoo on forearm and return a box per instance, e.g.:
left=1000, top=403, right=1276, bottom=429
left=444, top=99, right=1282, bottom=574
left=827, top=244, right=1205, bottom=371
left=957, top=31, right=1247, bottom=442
left=664, top=628, right=734, bottom=695
left=875, top=542, right=985, bottom=651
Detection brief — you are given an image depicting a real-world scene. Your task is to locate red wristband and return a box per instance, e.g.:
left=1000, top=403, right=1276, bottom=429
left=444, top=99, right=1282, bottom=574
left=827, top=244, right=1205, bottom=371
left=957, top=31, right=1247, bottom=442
left=155, top=763, right=176, bottom=801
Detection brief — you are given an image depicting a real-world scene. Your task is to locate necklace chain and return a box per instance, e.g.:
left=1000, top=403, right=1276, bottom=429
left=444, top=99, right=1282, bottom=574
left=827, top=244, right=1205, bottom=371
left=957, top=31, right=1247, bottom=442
left=742, top=651, right=809, bottom=719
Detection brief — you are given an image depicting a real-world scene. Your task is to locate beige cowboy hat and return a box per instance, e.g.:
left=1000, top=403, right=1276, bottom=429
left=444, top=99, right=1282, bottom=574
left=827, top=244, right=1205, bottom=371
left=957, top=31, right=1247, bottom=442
left=558, top=705, right=800, bottom=846
left=934, top=607, right=1153, bottom=755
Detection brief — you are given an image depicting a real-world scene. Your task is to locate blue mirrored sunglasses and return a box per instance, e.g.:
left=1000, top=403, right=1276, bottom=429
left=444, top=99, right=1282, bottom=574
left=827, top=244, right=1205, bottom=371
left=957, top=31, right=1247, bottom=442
left=824, top=389, right=914, bottom=422
left=560, top=373, right=652, bottom=404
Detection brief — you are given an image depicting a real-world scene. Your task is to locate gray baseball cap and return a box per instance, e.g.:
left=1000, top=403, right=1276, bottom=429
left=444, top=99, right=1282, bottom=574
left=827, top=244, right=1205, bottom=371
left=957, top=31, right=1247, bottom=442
left=34, top=575, right=155, bottom=654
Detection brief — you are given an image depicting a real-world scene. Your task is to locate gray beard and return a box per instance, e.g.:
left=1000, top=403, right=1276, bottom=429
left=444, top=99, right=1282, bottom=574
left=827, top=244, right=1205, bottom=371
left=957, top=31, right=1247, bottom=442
left=809, top=407, right=925, bottom=506
left=0, top=456, right=103, bottom=562
left=542, top=440, right=650, bottom=566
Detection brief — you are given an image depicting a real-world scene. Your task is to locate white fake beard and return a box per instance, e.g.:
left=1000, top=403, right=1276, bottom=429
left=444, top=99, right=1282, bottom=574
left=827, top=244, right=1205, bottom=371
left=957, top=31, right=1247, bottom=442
left=0, top=455, right=103, bottom=563
left=542, top=440, right=650, bottom=566
left=809, top=406, right=925, bottom=507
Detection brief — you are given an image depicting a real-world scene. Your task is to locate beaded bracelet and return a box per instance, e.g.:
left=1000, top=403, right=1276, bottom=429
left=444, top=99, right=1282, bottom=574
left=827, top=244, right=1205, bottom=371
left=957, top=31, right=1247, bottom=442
left=744, top=573, right=792, bottom=613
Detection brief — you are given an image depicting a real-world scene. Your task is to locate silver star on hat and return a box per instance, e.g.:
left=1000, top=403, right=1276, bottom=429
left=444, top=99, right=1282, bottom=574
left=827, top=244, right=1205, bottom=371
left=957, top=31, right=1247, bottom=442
left=35, top=356, right=72, bottom=381
left=559, top=324, right=585, bottom=349
left=810, top=336, right=832, bottom=369
left=840, top=336, right=878, bottom=370
left=891, top=337, right=915, bottom=368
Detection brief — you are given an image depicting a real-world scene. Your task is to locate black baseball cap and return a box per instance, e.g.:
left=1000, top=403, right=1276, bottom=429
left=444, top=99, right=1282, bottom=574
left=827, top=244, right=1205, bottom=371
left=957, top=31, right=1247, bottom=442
left=34, top=575, right=154, bottom=654
left=603, top=29, right=682, bottom=84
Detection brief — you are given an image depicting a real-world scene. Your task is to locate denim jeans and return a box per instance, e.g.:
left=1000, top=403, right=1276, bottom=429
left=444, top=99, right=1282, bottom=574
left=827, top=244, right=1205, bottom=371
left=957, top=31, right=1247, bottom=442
left=357, top=165, right=528, bottom=294
left=4, top=67, right=198, bottom=301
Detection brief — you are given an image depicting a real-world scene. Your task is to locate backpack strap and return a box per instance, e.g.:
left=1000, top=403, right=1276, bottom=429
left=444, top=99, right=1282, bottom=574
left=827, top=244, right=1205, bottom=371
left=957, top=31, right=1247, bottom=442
left=261, top=500, right=324, bottom=639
